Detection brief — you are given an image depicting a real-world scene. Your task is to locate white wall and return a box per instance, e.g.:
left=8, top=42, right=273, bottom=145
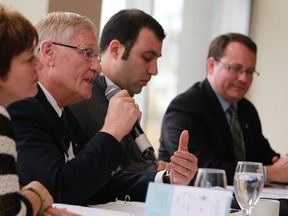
left=249, top=0, right=288, bottom=156
left=178, top=0, right=251, bottom=93
left=0, top=0, right=48, bottom=22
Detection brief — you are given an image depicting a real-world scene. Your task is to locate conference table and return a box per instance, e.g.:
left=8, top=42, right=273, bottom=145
left=54, top=185, right=288, bottom=216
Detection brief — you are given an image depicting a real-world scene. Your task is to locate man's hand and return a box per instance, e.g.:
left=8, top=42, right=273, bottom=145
left=168, top=130, right=198, bottom=185
left=267, top=156, right=288, bottom=183
left=272, top=155, right=280, bottom=164
left=101, top=90, right=141, bottom=142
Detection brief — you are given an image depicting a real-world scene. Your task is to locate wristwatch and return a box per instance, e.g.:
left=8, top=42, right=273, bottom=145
left=162, top=169, right=171, bottom=184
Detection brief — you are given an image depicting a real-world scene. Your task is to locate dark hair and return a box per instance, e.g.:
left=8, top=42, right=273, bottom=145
left=207, top=33, right=257, bottom=61
left=100, top=9, right=166, bottom=60
left=0, top=5, right=38, bottom=80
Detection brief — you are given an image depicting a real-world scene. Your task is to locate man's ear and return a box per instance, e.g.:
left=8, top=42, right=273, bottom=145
left=207, top=57, right=216, bottom=75
left=108, top=39, right=124, bottom=59
left=39, top=41, right=55, bottom=66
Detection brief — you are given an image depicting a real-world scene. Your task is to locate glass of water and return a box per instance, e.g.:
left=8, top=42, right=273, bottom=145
left=194, top=168, right=227, bottom=189
left=233, top=161, right=264, bottom=216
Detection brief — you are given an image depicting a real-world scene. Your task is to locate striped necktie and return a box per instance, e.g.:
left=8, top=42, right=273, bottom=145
left=227, top=105, right=245, bottom=161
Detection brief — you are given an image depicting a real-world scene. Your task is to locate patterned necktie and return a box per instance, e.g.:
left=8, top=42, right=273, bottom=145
left=227, top=105, right=245, bottom=161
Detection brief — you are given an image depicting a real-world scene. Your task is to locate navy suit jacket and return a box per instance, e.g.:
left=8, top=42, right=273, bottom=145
left=159, top=79, right=278, bottom=184
left=7, top=86, right=155, bottom=205
left=69, top=75, right=155, bottom=171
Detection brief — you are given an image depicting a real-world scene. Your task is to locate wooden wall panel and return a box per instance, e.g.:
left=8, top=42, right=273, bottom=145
left=48, top=0, right=102, bottom=36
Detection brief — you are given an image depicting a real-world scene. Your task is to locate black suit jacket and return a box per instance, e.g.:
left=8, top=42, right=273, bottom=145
left=159, top=79, right=278, bottom=184
left=7, top=86, right=155, bottom=205
left=69, top=75, right=155, bottom=171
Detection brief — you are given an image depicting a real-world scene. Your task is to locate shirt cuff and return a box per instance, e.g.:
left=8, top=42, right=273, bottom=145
left=155, top=170, right=166, bottom=183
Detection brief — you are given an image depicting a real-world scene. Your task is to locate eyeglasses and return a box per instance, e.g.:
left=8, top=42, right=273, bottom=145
left=217, top=61, right=259, bottom=78
left=51, top=42, right=101, bottom=62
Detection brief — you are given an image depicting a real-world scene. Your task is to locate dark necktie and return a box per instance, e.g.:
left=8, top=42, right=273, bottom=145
left=227, top=105, right=245, bottom=161
left=60, top=110, right=73, bottom=157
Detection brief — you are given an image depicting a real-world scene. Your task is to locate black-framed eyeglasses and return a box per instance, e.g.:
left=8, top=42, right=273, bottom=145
left=51, top=42, right=101, bottom=62
left=217, top=61, right=259, bottom=78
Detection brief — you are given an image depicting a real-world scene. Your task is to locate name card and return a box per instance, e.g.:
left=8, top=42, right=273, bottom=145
left=144, top=183, right=232, bottom=216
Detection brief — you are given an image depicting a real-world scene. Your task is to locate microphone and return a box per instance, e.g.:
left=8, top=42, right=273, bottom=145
left=105, top=84, right=155, bottom=160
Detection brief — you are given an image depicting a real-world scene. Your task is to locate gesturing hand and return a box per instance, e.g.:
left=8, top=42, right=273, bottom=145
left=169, top=130, right=198, bottom=185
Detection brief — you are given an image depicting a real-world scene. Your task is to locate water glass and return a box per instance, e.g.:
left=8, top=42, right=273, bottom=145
left=194, top=168, right=227, bottom=189
left=233, top=161, right=264, bottom=216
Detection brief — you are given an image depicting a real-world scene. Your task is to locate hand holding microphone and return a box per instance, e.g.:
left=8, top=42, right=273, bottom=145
left=105, top=84, right=155, bottom=160
left=101, top=88, right=140, bottom=142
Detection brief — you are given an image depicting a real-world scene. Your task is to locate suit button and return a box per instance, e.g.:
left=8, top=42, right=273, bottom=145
left=111, top=171, right=116, bottom=176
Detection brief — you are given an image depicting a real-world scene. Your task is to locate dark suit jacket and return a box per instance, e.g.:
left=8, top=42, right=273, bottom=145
left=159, top=79, right=278, bottom=184
left=69, top=75, right=155, bottom=171
left=7, top=86, right=155, bottom=205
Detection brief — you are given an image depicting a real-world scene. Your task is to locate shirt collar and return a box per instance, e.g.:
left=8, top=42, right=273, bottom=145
left=38, top=82, right=62, bottom=117
left=211, top=87, right=231, bottom=112
left=102, top=73, right=115, bottom=87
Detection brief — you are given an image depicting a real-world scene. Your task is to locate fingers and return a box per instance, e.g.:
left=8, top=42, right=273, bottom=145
left=170, top=168, right=195, bottom=185
left=101, top=89, right=142, bottom=141
left=25, top=181, right=54, bottom=209
left=171, top=154, right=197, bottom=175
left=169, top=151, right=198, bottom=185
left=178, top=130, right=189, bottom=151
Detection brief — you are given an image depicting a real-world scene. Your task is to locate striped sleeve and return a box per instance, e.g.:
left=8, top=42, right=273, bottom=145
left=0, top=105, right=33, bottom=216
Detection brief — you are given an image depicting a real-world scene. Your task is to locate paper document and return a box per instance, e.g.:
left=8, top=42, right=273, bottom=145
left=261, top=187, right=288, bottom=199
left=91, top=200, right=145, bottom=216
left=227, top=185, right=288, bottom=199
left=53, top=203, right=131, bottom=216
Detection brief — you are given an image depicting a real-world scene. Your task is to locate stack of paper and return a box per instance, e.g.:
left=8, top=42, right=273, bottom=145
left=53, top=203, right=131, bottom=216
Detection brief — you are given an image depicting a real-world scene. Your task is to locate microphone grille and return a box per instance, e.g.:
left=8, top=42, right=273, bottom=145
left=105, top=84, right=121, bottom=100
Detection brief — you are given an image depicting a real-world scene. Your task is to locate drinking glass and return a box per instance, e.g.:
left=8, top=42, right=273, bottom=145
left=233, top=161, right=264, bottom=216
left=194, top=168, right=227, bottom=189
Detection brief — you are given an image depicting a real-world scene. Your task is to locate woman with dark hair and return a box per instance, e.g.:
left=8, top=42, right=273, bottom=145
left=0, top=5, right=79, bottom=216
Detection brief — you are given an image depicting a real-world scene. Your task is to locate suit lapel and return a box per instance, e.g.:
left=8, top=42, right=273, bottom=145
left=202, top=80, right=235, bottom=157
left=36, top=86, right=83, bottom=155
left=34, top=86, right=64, bottom=152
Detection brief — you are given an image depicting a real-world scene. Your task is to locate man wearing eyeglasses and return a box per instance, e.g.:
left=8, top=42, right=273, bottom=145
left=158, top=32, right=288, bottom=185
left=7, top=11, right=197, bottom=206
